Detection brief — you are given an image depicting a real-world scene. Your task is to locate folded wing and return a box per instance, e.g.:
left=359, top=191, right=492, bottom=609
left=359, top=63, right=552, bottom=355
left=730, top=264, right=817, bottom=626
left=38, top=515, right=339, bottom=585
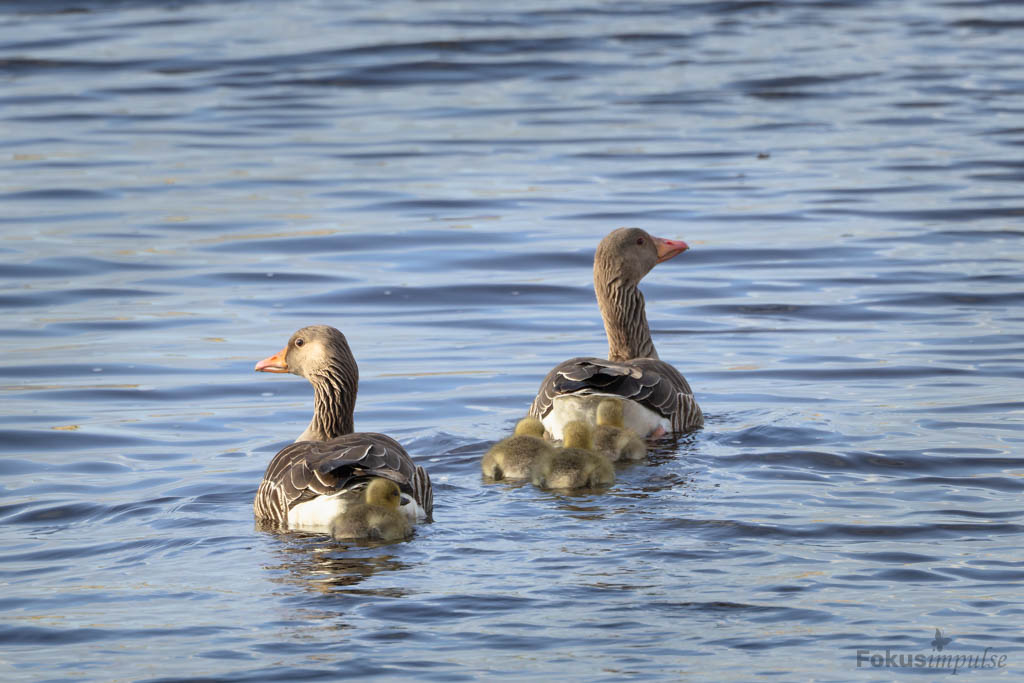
left=255, top=432, right=433, bottom=526
left=529, top=357, right=702, bottom=434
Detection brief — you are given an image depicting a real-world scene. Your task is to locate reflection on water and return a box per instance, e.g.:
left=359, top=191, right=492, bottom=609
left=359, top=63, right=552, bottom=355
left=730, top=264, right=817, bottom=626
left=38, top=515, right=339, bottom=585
left=2, top=0, right=1024, bottom=679
left=266, top=537, right=413, bottom=597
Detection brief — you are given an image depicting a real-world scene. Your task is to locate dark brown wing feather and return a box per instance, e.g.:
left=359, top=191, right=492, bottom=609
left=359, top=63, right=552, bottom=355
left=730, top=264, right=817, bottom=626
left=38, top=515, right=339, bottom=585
left=254, top=432, right=433, bottom=526
left=528, top=356, right=703, bottom=433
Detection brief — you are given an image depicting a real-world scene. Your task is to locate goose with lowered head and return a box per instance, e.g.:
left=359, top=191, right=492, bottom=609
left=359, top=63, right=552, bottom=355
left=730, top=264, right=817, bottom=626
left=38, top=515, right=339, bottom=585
left=252, top=325, right=432, bottom=534
left=528, top=228, right=703, bottom=440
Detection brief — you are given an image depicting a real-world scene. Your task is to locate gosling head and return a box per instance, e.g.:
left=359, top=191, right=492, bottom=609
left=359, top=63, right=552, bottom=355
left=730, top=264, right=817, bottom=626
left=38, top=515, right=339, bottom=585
left=514, top=417, right=545, bottom=438
left=596, top=399, right=625, bottom=428
left=364, top=478, right=402, bottom=510
left=562, top=420, right=594, bottom=451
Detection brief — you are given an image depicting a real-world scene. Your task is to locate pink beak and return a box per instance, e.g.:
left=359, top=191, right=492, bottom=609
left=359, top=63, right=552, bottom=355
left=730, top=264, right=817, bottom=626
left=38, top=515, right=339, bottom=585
left=254, top=347, right=288, bottom=373
left=654, top=236, right=690, bottom=263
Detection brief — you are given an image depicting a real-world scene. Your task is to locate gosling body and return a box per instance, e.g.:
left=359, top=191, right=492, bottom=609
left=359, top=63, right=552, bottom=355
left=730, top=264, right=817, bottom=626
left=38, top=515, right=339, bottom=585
left=482, top=417, right=554, bottom=480
left=593, top=398, right=647, bottom=462
left=532, top=421, right=614, bottom=490
left=330, top=478, right=412, bottom=542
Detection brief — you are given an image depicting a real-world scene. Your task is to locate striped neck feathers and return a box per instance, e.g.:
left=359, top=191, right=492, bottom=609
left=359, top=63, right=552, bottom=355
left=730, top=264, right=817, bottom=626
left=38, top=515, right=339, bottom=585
left=301, top=357, right=358, bottom=441
left=596, top=277, right=658, bottom=362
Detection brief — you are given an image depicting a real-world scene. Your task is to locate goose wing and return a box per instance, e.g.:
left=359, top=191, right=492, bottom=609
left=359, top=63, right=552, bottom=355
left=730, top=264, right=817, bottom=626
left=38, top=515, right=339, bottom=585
left=254, top=432, right=433, bottom=526
left=529, top=356, right=703, bottom=433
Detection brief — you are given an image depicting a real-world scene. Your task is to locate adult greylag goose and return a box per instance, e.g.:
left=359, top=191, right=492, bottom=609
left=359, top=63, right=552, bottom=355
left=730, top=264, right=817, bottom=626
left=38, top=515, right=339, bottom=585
left=528, top=228, right=703, bottom=439
left=531, top=420, right=614, bottom=489
left=252, top=325, right=432, bottom=533
left=593, top=398, right=646, bottom=463
left=330, top=478, right=412, bottom=542
left=481, top=416, right=555, bottom=480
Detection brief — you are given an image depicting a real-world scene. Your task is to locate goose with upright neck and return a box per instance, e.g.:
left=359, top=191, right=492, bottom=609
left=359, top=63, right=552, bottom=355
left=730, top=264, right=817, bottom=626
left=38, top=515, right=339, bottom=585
left=528, top=228, right=703, bottom=439
left=252, top=325, right=432, bottom=534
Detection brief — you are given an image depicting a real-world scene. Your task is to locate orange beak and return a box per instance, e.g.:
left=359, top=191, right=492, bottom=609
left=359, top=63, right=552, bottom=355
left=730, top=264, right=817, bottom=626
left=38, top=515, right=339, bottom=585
left=254, top=347, right=288, bottom=373
left=654, top=236, right=690, bottom=263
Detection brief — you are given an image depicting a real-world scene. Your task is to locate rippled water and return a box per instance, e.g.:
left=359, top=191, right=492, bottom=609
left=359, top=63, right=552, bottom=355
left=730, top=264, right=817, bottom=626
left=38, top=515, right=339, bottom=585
left=2, top=0, right=1023, bottom=680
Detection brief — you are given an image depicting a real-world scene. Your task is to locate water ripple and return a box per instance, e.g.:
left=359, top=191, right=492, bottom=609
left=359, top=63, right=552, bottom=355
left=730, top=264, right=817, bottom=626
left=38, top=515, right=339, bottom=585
left=2, top=0, right=1023, bottom=679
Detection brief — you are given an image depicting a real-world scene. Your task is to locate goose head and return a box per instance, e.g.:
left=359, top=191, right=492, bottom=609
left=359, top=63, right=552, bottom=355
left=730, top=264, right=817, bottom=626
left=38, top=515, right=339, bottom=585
left=594, top=227, right=689, bottom=288
left=254, top=325, right=359, bottom=441
left=254, top=325, right=353, bottom=379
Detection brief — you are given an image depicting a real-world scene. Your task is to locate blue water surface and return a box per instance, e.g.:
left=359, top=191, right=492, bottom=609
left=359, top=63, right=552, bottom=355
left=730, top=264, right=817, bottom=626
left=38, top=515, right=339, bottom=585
left=1, top=1, right=1023, bottom=680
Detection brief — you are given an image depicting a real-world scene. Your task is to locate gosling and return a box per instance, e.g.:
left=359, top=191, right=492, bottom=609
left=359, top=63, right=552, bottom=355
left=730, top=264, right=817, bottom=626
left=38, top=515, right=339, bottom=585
left=482, top=417, right=555, bottom=480
left=330, top=478, right=412, bottom=542
left=532, top=420, right=615, bottom=489
left=593, top=398, right=647, bottom=462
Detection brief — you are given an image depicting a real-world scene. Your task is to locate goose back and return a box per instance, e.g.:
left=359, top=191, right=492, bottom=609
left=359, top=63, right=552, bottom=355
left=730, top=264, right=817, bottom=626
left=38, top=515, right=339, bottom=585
left=529, top=356, right=703, bottom=436
left=255, top=432, right=433, bottom=528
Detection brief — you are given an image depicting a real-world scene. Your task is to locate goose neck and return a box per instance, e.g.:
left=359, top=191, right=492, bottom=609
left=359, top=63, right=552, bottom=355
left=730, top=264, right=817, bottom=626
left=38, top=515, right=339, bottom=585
left=303, top=364, right=356, bottom=441
left=596, top=279, right=658, bottom=362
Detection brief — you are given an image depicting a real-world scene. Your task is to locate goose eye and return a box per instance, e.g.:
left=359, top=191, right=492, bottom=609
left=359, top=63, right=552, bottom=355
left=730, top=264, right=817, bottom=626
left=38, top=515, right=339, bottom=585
left=636, top=237, right=645, bottom=245
left=294, top=338, right=304, bottom=347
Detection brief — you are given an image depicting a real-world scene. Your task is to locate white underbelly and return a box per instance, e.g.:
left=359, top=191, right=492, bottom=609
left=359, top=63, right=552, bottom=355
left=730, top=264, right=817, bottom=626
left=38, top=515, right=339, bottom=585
left=287, top=494, right=353, bottom=534
left=286, top=490, right=426, bottom=534
left=401, top=495, right=428, bottom=524
left=541, top=393, right=669, bottom=440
